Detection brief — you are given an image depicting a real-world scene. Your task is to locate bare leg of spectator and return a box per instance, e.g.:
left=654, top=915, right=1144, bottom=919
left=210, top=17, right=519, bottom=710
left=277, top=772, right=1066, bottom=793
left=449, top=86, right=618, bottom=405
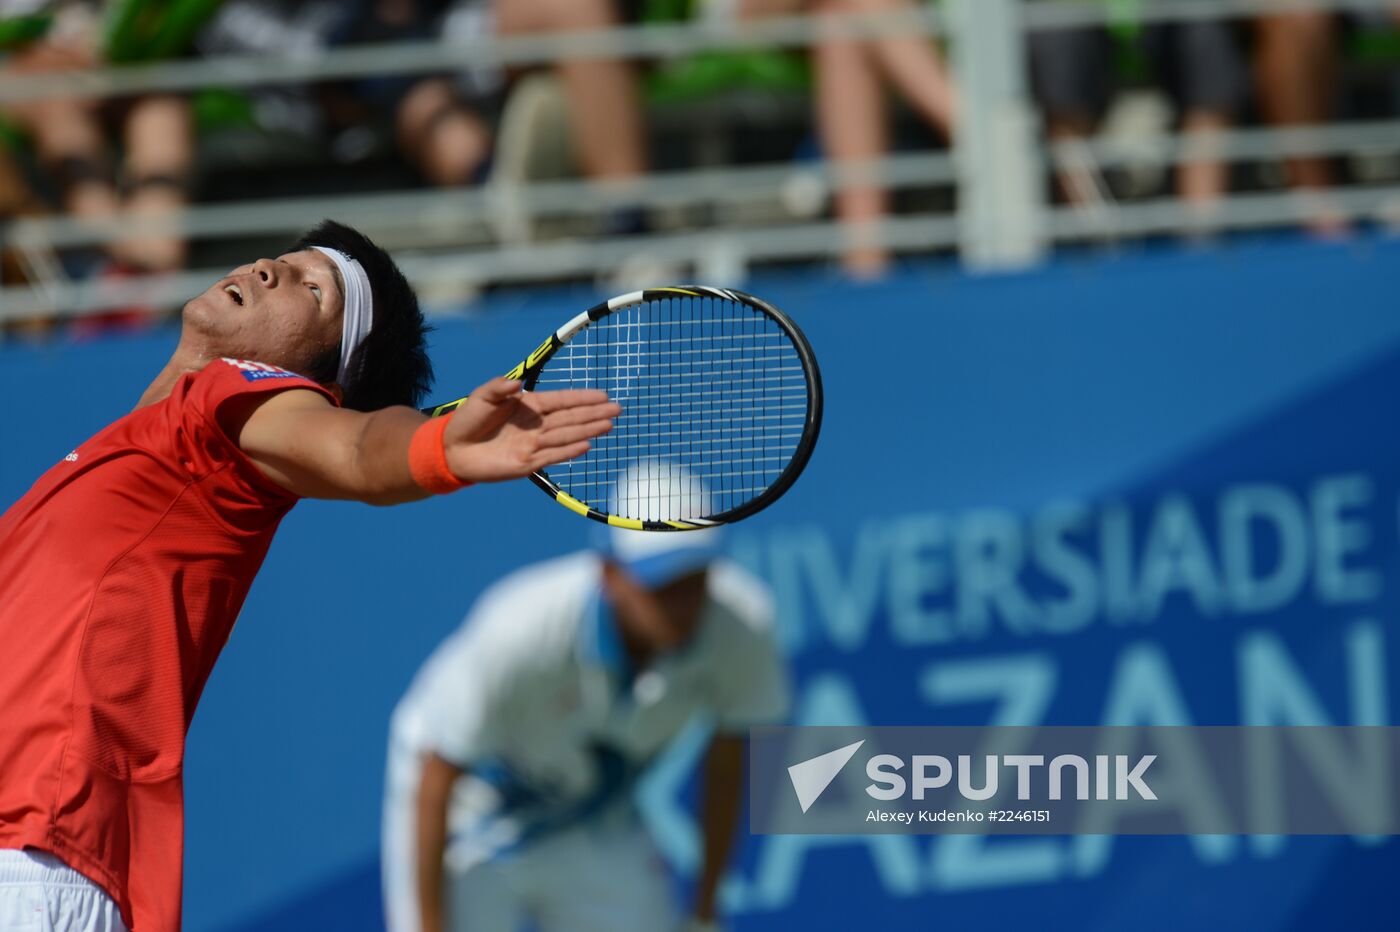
left=3, top=43, right=119, bottom=230
left=743, top=0, right=954, bottom=276
left=1255, top=11, right=1345, bottom=236
left=0, top=151, right=58, bottom=341
left=117, top=95, right=193, bottom=271
left=740, top=0, right=956, bottom=135
left=1177, top=110, right=1229, bottom=227
left=496, top=0, right=647, bottom=183
left=25, top=100, right=120, bottom=225
left=397, top=78, right=493, bottom=186
left=1045, top=116, right=1099, bottom=207
left=811, top=5, right=891, bottom=278
left=837, top=0, right=956, bottom=136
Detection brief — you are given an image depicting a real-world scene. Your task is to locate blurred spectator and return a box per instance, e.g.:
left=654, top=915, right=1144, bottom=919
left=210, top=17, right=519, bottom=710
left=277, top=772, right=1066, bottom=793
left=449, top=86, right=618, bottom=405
left=196, top=0, right=354, bottom=151
left=198, top=1, right=499, bottom=204
left=1253, top=7, right=1345, bottom=236
left=204, top=0, right=652, bottom=243
left=0, top=146, right=57, bottom=342
left=279, top=0, right=665, bottom=285
left=724, top=0, right=957, bottom=278
left=496, top=0, right=648, bottom=194
left=315, top=0, right=495, bottom=188
left=323, top=0, right=650, bottom=237
left=1028, top=0, right=1247, bottom=231
left=0, top=2, right=195, bottom=276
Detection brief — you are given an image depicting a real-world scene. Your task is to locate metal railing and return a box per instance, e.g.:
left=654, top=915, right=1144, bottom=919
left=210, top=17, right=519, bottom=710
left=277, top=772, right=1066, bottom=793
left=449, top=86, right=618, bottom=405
left=1, top=0, right=1397, bottom=322
left=0, top=9, right=948, bottom=104
left=1, top=0, right=1387, bottom=105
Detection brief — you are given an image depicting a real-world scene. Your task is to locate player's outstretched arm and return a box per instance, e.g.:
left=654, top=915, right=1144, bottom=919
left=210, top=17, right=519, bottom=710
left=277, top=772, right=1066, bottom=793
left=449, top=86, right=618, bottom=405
left=233, top=376, right=618, bottom=505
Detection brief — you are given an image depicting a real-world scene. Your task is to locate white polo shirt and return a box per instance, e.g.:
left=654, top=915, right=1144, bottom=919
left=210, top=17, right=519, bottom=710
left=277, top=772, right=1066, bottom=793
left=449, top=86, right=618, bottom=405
left=388, top=551, right=788, bottom=858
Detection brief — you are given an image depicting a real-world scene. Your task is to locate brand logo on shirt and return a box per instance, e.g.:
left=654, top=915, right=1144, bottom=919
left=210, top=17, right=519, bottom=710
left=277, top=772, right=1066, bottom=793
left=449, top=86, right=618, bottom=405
left=63, top=451, right=79, bottom=463
left=221, top=358, right=304, bottom=382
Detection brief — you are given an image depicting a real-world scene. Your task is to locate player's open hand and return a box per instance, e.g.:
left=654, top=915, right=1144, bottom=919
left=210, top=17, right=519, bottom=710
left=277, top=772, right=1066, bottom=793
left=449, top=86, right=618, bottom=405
left=441, top=377, right=618, bottom=483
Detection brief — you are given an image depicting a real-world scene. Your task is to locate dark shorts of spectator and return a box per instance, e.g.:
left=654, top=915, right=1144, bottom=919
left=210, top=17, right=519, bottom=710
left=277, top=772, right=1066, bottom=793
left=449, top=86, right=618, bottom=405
left=342, top=0, right=652, bottom=122
left=1029, top=20, right=1249, bottom=122
left=337, top=0, right=499, bottom=124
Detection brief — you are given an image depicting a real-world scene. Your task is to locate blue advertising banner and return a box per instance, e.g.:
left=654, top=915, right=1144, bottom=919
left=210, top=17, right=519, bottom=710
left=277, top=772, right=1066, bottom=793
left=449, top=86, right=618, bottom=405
left=3, top=236, right=1398, bottom=930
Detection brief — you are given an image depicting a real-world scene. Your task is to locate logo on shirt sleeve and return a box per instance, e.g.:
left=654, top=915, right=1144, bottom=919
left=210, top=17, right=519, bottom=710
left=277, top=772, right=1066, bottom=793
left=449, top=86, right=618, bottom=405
left=220, top=358, right=307, bottom=382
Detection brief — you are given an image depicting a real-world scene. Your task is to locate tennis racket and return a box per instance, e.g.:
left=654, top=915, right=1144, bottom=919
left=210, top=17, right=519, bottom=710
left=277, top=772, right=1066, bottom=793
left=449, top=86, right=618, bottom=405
left=421, top=286, right=822, bottom=530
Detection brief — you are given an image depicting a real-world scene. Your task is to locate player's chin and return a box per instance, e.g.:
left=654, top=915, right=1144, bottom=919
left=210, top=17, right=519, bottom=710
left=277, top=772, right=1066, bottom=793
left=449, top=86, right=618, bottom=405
left=181, top=291, right=233, bottom=335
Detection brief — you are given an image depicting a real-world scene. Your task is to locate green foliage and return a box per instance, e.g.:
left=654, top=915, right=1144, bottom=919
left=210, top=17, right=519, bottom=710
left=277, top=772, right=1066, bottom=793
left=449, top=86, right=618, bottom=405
left=638, top=0, right=810, bottom=102
left=104, top=0, right=225, bottom=63
left=0, top=13, right=52, bottom=52
left=192, top=88, right=256, bottom=131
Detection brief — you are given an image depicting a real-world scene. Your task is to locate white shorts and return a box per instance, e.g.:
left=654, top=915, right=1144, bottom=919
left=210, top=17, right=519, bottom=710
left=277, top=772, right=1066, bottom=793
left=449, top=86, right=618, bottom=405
left=382, top=746, right=677, bottom=932
left=0, top=849, right=127, bottom=932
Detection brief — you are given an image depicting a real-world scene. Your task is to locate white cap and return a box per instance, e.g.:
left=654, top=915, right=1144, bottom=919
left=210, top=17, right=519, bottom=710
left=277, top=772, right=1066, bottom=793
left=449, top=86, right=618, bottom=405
left=597, top=460, right=722, bottom=587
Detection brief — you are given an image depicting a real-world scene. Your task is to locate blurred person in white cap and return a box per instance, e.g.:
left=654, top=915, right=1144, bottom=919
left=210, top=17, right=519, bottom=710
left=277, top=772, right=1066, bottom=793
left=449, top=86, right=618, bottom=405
left=381, top=462, right=789, bottom=932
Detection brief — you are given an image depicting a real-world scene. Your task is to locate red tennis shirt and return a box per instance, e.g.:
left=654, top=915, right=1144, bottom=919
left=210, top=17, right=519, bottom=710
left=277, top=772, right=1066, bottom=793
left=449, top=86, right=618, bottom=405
left=0, top=358, right=336, bottom=931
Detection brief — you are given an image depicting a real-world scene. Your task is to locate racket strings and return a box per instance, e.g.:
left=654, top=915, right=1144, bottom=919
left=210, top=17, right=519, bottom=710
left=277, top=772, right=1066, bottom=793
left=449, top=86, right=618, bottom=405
left=540, top=294, right=808, bottom=522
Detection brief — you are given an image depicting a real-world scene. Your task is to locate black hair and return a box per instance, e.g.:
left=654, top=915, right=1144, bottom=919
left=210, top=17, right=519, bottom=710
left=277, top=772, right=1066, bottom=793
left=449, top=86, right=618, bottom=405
left=292, top=220, right=434, bottom=412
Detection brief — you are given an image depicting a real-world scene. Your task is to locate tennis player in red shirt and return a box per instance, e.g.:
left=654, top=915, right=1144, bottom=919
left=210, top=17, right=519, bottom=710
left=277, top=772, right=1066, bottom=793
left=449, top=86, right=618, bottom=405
left=0, top=220, right=618, bottom=932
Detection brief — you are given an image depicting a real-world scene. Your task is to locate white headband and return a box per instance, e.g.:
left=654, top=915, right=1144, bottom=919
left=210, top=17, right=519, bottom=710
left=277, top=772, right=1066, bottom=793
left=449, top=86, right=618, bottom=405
left=311, top=245, right=374, bottom=387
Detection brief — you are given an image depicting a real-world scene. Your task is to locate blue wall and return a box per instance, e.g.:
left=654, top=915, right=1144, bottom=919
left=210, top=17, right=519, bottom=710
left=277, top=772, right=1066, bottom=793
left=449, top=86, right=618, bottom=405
left=4, top=236, right=1399, bottom=930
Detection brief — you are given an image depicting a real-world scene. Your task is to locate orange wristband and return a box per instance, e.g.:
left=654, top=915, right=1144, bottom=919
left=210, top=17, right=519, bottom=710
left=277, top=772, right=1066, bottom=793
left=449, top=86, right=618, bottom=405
left=409, top=417, right=471, bottom=494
